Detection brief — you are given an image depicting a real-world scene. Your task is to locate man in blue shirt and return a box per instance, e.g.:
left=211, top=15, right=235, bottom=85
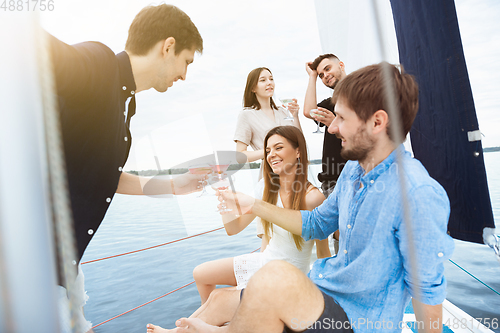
left=171, top=62, right=455, bottom=333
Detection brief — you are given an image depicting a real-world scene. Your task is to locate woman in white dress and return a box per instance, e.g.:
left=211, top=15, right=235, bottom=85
left=233, top=67, right=302, bottom=164
left=193, top=126, right=331, bottom=304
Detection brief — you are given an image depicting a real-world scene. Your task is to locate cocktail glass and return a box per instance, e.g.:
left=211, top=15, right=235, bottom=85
left=210, top=163, right=230, bottom=180
left=210, top=177, right=232, bottom=213
left=310, top=109, right=323, bottom=134
left=188, top=164, right=213, bottom=197
left=279, top=98, right=295, bottom=121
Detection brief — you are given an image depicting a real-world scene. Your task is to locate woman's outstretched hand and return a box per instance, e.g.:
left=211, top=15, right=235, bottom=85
left=216, top=189, right=255, bottom=216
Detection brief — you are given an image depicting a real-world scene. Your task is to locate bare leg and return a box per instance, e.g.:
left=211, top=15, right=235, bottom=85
left=176, top=318, right=227, bottom=333
left=176, top=260, right=325, bottom=333
left=147, top=286, right=241, bottom=332
left=190, top=288, right=240, bottom=324
left=193, top=257, right=237, bottom=304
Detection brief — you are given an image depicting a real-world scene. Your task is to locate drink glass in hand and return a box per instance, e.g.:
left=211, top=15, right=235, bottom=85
left=279, top=98, right=295, bottom=121
left=210, top=163, right=230, bottom=180
left=211, top=177, right=232, bottom=213
left=188, top=164, right=212, bottom=197
left=310, top=109, right=324, bottom=134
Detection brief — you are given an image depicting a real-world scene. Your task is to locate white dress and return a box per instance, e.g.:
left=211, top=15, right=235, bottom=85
left=233, top=181, right=315, bottom=289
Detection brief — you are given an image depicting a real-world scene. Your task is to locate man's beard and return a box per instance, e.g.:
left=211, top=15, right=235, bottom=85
left=327, top=69, right=343, bottom=89
left=339, top=126, right=375, bottom=162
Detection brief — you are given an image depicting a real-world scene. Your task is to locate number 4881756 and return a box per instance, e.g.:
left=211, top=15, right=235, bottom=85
left=1, top=0, right=55, bottom=11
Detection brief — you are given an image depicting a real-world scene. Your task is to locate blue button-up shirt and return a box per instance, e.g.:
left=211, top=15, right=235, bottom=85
left=301, top=147, right=454, bottom=332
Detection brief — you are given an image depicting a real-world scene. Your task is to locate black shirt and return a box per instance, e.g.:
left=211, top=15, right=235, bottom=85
left=316, top=97, right=347, bottom=194
left=50, top=35, right=136, bottom=263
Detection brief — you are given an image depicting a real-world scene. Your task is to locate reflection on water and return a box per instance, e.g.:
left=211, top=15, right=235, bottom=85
left=82, top=154, right=500, bottom=333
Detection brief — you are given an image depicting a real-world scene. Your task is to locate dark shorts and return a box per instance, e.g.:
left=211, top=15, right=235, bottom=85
left=283, top=291, right=353, bottom=333
left=240, top=289, right=352, bottom=333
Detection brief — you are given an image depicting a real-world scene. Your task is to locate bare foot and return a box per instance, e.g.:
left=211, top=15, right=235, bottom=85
left=175, top=318, right=226, bottom=333
left=146, top=323, right=176, bottom=333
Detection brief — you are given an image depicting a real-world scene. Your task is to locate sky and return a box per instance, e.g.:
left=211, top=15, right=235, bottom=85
left=37, top=0, right=500, bottom=171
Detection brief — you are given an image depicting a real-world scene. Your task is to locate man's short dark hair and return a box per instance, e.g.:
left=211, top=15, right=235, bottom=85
left=309, top=53, right=339, bottom=71
left=125, top=4, right=203, bottom=56
left=332, top=62, right=419, bottom=141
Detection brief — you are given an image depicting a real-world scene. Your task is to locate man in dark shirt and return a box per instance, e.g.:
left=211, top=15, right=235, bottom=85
left=50, top=5, right=204, bottom=329
left=49, top=4, right=204, bottom=331
left=303, top=54, right=348, bottom=252
left=51, top=2, right=204, bottom=269
left=303, top=54, right=348, bottom=197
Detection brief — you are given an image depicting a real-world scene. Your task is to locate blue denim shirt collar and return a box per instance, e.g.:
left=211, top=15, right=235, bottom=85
left=350, top=145, right=401, bottom=189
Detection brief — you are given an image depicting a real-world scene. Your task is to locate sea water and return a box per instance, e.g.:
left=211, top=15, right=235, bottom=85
left=444, top=152, right=500, bottom=329
left=82, top=153, right=500, bottom=333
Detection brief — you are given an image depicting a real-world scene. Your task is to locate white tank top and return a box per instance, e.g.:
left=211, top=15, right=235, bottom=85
left=257, top=180, right=314, bottom=274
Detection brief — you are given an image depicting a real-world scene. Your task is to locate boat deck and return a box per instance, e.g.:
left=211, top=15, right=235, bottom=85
left=403, top=300, right=495, bottom=333
left=309, top=244, right=496, bottom=333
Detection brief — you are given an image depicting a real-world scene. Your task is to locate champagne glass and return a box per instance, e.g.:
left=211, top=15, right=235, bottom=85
left=310, top=109, right=323, bottom=134
left=211, top=177, right=232, bottom=213
left=279, top=98, right=295, bottom=121
left=188, top=163, right=212, bottom=197
left=209, top=163, right=230, bottom=180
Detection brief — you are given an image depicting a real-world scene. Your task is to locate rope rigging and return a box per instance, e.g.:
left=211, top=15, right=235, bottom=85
left=83, top=223, right=260, bottom=329
left=81, top=226, right=225, bottom=265
left=91, top=281, right=196, bottom=330
left=448, top=259, right=500, bottom=297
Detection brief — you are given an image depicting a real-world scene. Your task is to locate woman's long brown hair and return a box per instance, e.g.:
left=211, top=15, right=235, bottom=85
left=261, top=126, right=311, bottom=251
left=243, top=67, right=278, bottom=110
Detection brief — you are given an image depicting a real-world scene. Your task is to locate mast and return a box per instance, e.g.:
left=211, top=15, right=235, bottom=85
left=0, top=13, right=60, bottom=332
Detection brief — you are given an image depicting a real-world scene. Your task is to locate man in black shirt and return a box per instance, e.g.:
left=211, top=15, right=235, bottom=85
left=303, top=54, right=347, bottom=253
left=50, top=5, right=204, bottom=329
left=52, top=2, right=204, bottom=270
left=303, top=53, right=348, bottom=197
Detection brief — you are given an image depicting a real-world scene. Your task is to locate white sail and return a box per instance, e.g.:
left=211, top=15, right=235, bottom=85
left=314, top=0, right=399, bottom=73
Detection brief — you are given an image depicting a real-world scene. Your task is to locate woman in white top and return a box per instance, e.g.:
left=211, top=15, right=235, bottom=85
left=233, top=67, right=302, bottom=164
left=193, top=126, right=330, bottom=304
